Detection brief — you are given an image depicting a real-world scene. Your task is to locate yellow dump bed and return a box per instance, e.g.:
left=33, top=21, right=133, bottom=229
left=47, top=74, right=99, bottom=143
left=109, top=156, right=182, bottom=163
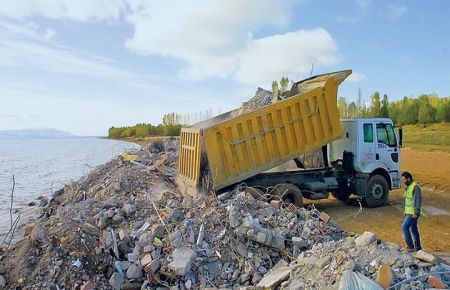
left=177, top=70, right=352, bottom=196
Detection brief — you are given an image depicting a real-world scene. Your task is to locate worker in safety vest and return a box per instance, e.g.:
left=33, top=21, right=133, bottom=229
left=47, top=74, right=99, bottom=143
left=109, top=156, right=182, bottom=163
left=401, top=171, right=424, bottom=252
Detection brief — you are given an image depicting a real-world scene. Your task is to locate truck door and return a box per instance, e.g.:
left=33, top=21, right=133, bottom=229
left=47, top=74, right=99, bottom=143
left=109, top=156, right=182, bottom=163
left=357, top=122, right=377, bottom=171
left=375, top=122, right=401, bottom=188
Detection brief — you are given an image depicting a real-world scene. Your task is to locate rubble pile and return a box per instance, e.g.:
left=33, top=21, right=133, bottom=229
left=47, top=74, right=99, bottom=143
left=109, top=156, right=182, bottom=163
left=240, top=88, right=273, bottom=112
left=232, top=88, right=273, bottom=118
left=0, top=137, right=448, bottom=289
left=285, top=234, right=450, bottom=289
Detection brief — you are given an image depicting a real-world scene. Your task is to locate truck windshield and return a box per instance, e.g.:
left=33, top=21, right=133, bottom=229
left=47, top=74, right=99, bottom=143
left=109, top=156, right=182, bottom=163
left=376, top=123, right=397, bottom=147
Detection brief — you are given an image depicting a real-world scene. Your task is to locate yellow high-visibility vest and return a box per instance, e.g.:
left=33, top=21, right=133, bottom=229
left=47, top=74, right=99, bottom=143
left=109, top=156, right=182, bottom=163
left=404, top=181, right=424, bottom=215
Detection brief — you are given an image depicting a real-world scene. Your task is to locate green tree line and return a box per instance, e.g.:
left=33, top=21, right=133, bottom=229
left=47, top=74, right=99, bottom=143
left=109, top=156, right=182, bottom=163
left=338, top=92, right=450, bottom=125
left=108, top=113, right=183, bottom=138
left=108, top=123, right=182, bottom=138
left=108, top=110, right=217, bottom=138
left=110, top=93, right=450, bottom=138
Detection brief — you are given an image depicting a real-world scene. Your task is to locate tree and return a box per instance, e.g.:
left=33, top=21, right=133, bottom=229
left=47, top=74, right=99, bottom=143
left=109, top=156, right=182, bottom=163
left=108, top=126, right=123, bottom=137
left=436, top=97, right=450, bottom=122
left=272, top=77, right=291, bottom=101
left=163, top=124, right=182, bottom=136
left=417, top=95, right=436, bottom=124
left=356, top=87, right=363, bottom=117
left=388, top=102, right=401, bottom=125
left=338, top=97, right=348, bottom=118
left=163, top=113, right=183, bottom=126
left=280, top=77, right=289, bottom=92
left=348, top=101, right=357, bottom=118
left=402, top=97, right=419, bottom=125
left=380, top=94, right=389, bottom=118
left=135, top=124, right=151, bottom=137
left=370, top=92, right=381, bottom=117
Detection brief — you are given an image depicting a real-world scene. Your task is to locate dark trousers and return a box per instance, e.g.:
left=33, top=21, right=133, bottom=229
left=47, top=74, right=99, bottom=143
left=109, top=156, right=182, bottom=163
left=402, top=214, right=422, bottom=250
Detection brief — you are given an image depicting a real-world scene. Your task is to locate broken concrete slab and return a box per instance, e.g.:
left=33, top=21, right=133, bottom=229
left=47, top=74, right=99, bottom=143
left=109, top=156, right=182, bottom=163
left=415, top=250, right=439, bottom=264
left=109, top=272, right=124, bottom=290
left=123, top=203, right=137, bottom=215
left=144, top=259, right=161, bottom=273
left=354, top=231, right=377, bottom=247
left=256, top=266, right=291, bottom=289
left=126, top=263, right=143, bottom=279
left=140, top=253, right=153, bottom=267
left=118, top=229, right=130, bottom=241
left=168, top=247, right=197, bottom=276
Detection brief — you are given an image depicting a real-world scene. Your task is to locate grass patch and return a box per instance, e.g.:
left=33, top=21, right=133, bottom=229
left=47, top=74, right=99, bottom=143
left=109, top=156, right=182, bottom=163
left=402, top=123, right=450, bottom=153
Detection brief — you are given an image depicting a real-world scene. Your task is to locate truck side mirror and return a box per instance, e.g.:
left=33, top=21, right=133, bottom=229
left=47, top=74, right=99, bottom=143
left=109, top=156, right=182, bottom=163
left=398, top=127, right=403, bottom=148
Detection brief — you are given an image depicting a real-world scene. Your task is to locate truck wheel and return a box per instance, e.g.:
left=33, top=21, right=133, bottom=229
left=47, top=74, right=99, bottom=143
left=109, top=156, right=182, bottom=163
left=364, top=175, right=389, bottom=207
left=270, top=183, right=303, bottom=207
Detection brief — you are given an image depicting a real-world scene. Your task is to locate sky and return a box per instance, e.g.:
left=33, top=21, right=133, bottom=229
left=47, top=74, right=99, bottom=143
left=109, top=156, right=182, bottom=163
left=0, top=0, right=449, bottom=136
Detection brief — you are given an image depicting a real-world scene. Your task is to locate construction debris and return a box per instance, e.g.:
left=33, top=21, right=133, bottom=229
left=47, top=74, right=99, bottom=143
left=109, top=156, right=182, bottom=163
left=0, top=137, right=448, bottom=289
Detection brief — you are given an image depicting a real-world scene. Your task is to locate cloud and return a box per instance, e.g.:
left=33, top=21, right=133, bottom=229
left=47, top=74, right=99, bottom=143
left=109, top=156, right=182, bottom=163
left=347, top=72, right=366, bottom=82
left=336, top=0, right=371, bottom=24
left=0, top=0, right=340, bottom=86
left=387, top=4, right=407, bottom=19
left=125, top=0, right=293, bottom=80
left=125, top=0, right=338, bottom=85
left=236, top=29, right=338, bottom=85
left=0, top=0, right=125, bottom=21
left=0, top=20, right=135, bottom=78
left=356, top=0, right=372, bottom=10
left=44, top=28, right=56, bottom=40
left=125, top=0, right=290, bottom=55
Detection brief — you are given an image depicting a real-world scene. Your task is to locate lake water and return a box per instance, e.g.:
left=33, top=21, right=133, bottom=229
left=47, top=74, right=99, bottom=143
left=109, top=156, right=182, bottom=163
left=0, top=137, right=140, bottom=239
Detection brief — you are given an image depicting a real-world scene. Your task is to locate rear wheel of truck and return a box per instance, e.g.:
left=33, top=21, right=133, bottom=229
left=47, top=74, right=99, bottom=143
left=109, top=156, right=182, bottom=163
left=270, top=183, right=303, bottom=207
left=364, top=174, right=389, bottom=207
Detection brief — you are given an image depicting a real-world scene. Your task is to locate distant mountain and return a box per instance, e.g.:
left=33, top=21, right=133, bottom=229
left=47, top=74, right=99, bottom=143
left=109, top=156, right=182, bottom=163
left=0, top=129, right=77, bottom=138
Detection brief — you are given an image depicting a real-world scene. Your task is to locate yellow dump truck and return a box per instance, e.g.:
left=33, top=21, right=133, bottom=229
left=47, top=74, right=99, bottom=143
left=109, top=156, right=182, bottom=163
left=177, top=70, right=402, bottom=207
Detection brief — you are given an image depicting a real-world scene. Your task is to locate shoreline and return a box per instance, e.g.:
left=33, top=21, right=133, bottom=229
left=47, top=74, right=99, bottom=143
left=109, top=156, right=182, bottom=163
left=0, top=137, right=142, bottom=246
left=105, top=136, right=175, bottom=147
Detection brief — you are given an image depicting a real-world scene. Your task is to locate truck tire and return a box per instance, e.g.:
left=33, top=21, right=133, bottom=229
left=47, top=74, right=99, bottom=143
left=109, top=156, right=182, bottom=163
left=364, top=174, right=389, bottom=207
left=270, top=183, right=303, bottom=207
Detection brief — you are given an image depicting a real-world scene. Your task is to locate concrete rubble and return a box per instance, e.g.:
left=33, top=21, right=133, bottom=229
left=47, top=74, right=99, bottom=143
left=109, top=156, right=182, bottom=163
left=232, top=87, right=273, bottom=117
left=0, top=137, right=448, bottom=289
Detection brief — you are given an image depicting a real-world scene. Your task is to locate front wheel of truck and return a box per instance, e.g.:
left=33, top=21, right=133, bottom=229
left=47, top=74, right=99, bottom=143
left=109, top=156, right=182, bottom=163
left=364, top=174, right=389, bottom=207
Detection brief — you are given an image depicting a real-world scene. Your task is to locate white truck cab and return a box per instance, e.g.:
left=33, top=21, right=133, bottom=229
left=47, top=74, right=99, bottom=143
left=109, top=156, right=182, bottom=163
left=329, top=118, right=402, bottom=207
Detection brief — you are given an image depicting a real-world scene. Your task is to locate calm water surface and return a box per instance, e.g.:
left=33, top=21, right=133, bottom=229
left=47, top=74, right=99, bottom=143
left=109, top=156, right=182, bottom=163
left=0, top=137, right=140, bottom=238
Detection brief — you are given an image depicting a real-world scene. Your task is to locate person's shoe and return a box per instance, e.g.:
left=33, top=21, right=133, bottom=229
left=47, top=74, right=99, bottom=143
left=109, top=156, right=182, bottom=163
left=406, top=248, right=416, bottom=253
left=415, top=247, right=422, bottom=251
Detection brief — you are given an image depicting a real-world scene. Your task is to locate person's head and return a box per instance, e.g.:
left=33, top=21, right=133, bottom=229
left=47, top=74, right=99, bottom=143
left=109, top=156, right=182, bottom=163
left=401, top=171, right=413, bottom=186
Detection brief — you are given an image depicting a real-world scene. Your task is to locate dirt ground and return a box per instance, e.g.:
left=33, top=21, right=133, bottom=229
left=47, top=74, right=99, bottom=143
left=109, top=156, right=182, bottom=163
left=309, top=148, right=450, bottom=258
